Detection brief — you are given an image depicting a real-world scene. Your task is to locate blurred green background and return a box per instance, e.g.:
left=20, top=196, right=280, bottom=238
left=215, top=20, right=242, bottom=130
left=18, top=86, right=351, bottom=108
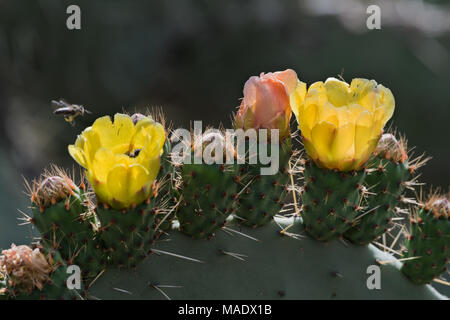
left=0, top=0, right=449, bottom=293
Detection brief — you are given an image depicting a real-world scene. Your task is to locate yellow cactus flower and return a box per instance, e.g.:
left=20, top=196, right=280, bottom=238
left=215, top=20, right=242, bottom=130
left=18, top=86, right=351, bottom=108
left=68, top=113, right=166, bottom=210
left=291, top=77, right=395, bottom=171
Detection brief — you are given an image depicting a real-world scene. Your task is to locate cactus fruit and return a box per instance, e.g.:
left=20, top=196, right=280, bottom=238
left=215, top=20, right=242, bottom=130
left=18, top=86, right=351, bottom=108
left=175, top=131, right=240, bottom=239
left=87, top=217, right=446, bottom=300
left=300, top=159, right=367, bottom=241
left=344, top=134, right=427, bottom=245
left=233, top=137, right=294, bottom=227
left=401, top=194, right=450, bottom=285
left=0, top=244, right=80, bottom=300
left=26, top=167, right=102, bottom=279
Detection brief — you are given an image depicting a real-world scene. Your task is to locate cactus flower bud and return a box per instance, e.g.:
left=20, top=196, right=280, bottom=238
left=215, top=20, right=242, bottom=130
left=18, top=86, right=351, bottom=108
left=373, top=133, right=407, bottom=163
left=234, top=69, right=304, bottom=140
left=27, top=166, right=77, bottom=212
left=425, top=194, right=449, bottom=218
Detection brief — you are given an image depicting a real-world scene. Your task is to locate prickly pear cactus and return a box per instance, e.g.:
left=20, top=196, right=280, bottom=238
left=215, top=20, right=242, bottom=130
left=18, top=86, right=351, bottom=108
left=2, top=71, right=449, bottom=300
left=234, top=138, right=294, bottom=227
left=301, top=159, right=366, bottom=241
left=86, top=217, right=446, bottom=300
left=0, top=244, right=80, bottom=300
left=175, top=131, right=240, bottom=239
left=27, top=167, right=102, bottom=279
left=402, top=194, right=450, bottom=285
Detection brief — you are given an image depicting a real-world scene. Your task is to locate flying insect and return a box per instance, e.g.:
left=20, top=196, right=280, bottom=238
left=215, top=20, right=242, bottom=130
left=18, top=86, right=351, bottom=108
left=52, top=99, right=91, bottom=126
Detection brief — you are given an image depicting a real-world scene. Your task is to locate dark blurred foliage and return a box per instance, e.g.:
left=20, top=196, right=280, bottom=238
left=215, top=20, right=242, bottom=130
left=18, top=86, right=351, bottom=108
left=0, top=0, right=449, bottom=292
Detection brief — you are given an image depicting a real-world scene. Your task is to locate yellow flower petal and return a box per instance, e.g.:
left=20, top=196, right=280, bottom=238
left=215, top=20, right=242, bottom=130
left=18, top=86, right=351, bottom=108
left=92, top=148, right=131, bottom=183
left=311, top=121, right=336, bottom=166
left=303, top=138, right=319, bottom=162
left=378, top=85, right=395, bottom=125
left=81, top=127, right=102, bottom=166
left=318, top=102, right=339, bottom=127
left=136, top=122, right=166, bottom=161
left=68, top=145, right=87, bottom=168
left=347, top=104, right=366, bottom=123
left=105, top=164, right=129, bottom=206
left=106, top=164, right=153, bottom=208
left=86, top=170, right=109, bottom=205
left=354, top=111, right=374, bottom=160
left=131, top=117, right=156, bottom=149
left=324, top=77, right=350, bottom=107
left=92, top=114, right=135, bottom=151
left=350, top=78, right=376, bottom=102
left=290, top=80, right=307, bottom=121
left=330, top=122, right=355, bottom=167
left=307, top=82, right=328, bottom=106
left=335, top=106, right=350, bottom=126
left=298, top=103, right=317, bottom=140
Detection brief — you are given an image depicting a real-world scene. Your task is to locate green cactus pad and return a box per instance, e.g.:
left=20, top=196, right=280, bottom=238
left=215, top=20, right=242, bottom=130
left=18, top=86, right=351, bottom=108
left=402, top=207, right=450, bottom=285
left=176, top=162, right=239, bottom=239
left=301, top=160, right=366, bottom=241
left=96, top=200, right=166, bottom=269
left=234, top=138, right=292, bottom=228
left=31, top=185, right=102, bottom=280
left=344, top=158, right=410, bottom=245
left=87, top=217, right=446, bottom=300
